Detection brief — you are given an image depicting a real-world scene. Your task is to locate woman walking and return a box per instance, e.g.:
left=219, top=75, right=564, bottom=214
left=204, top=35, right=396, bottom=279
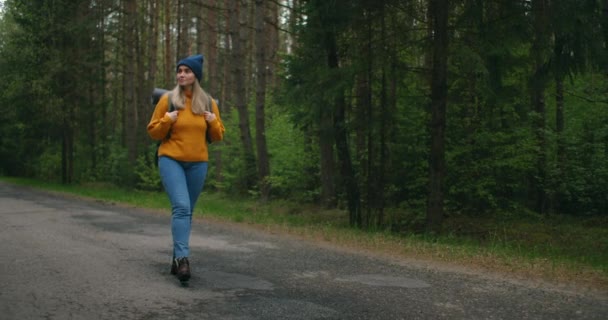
left=147, top=54, right=225, bottom=282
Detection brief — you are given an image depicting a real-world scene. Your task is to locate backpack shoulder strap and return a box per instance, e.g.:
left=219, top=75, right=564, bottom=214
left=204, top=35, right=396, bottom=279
left=164, top=93, right=174, bottom=140
left=167, top=93, right=175, bottom=112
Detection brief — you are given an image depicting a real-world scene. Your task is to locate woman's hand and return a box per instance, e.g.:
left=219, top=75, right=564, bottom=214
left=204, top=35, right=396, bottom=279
left=203, top=111, right=216, bottom=122
left=166, top=110, right=178, bottom=122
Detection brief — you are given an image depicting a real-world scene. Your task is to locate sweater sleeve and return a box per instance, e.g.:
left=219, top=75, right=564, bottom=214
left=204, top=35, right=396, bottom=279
left=147, top=94, right=173, bottom=141
left=207, top=99, right=225, bottom=143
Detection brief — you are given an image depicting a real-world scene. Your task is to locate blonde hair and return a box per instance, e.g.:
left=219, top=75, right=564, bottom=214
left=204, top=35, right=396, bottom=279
left=170, top=81, right=212, bottom=115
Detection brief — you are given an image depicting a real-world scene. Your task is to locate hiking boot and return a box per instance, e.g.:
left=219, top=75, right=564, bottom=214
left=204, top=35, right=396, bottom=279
left=175, top=257, right=191, bottom=282
left=170, top=258, right=178, bottom=275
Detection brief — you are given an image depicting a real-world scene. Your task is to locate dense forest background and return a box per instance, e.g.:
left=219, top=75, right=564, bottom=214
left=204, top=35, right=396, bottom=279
left=0, top=0, right=606, bottom=233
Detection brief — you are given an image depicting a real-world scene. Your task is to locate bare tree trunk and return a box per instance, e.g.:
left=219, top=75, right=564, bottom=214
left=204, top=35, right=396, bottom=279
left=553, top=73, right=565, bottom=213
left=335, top=96, right=361, bottom=227
left=195, top=0, right=224, bottom=185
left=247, top=3, right=255, bottom=99
left=124, top=0, right=138, bottom=164
left=426, top=0, right=448, bottom=234
left=320, top=114, right=336, bottom=207
left=222, top=0, right=232, bottom=110
left=387, top=14, right=399, bottom=227
left=377, top=4, right=387, bottom=228
left=204, top=0, right=219, bottom=94
left=149, top=0, right=159, bottom=91
left=230, top=0, right=257, bottom=190
left=365, top=14, right=374, bottom=228
left=266, top=0, right=279, bottom=89
left=135, top=2, right=147, bottom=152
left=176, top=0, right=191, bottom=58
left=254, top=0, right=271, bottom=201
left=218, top=0, right=232, bottom=112
left=552, top=32, right=566, bottom=214
left=325, top=29, right=361, bottom=227
left=62, top=117, right=74, bottom=184
left=354, top=75, right=367, bottom=161
left=164, top=0, right=173, bottom=88
left=140, top=0, right=160, bottom=157
left=91, top=0, right=108, bottom=172
left=88, top=84, right=97, bottom=171
left=555, top=76, right=564, bottom=163
left=286, top=0, right=300, bottom=54
left=195, top=0, right=205, bottom=62
left=423, top=0, right=434, bottom=84
left=531, top=0, right=550, bottom=215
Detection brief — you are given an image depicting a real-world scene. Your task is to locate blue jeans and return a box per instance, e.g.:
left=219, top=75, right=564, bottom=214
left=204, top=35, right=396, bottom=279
left=158, top=156, right=208, bottom=259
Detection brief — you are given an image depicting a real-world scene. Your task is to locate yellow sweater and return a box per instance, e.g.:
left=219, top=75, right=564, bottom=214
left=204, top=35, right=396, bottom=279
left=147, top=91, right=225, bottom=162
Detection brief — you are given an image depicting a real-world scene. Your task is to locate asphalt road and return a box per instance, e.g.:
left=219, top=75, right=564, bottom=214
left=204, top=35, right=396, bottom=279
left=0, top=181, right=606, bottom=320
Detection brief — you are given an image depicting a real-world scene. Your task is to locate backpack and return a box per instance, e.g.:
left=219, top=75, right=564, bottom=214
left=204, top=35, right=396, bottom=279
left=151, top=88, right=214, bottom=166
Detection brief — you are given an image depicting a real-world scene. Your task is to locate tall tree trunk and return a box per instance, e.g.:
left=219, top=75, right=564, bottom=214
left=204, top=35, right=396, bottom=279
left=135, top=2, right=147, bottom=153
left=353, top=22, right=370, bottom=212
left=354, top=75, right=367, bottom=161
left=124, top=0, right=138, bottom=165
left=320, top=113, right=336, bottom=207
left=247, top=3, right=256, bottom=99
left=91, top=0, right=107, bottom=173
left=303, top=126, right=319, bottom=199
left=266, top=0, right=279, bottom=89
left=365, top=12, right=374, bottom=228
left=531, top=0, right=550, bottom=215
left=286, top=0, right=300, bottom=53
left=554, top=73, right=565, bottom=213
left=196, top=0, right=205, bottom=68
left=325, top=30, right=361, bottom=227
left=426, top=0, right=448, bottom=234
left=100, top=0, right=108, bottom=169
left=177, top=0, right=191, bottom=58
left=318, top=0, right=337, bottom=207
left=62, top=118, right=74, bottom=184
left=317, top=1, right=338, bottom=207
left=386, top=8, right=399, bottom=227
left=553, top=32, right=566, bottom=214
left=197, top=0, right=224, bottom=185
left=204, top=0, right=218, bottom=94
left=164, top=0, right=173, bottom=87
left=148, top=0, right=159, bottom=94
left=221, top=0, right=232, bottom=110
left=377, top=4, right=387, bottom=228
left=423, top=0, right=434, bottom=84
left=255, top=0, right=270, bottom=201
left=88, top=83, right=97, bottom=171
left=61, top=35, right=75, bottom=185
left=230, top=0, right=257, bottom=191
left=143, top=0, right=160, bottom=157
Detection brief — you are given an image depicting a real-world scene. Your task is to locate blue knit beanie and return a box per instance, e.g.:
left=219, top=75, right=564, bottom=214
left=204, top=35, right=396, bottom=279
left=176, top=54, right=204, bottom=81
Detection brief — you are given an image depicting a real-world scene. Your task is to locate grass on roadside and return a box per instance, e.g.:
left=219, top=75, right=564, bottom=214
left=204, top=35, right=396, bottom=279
left=2, top=177, right=606, bottom=292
